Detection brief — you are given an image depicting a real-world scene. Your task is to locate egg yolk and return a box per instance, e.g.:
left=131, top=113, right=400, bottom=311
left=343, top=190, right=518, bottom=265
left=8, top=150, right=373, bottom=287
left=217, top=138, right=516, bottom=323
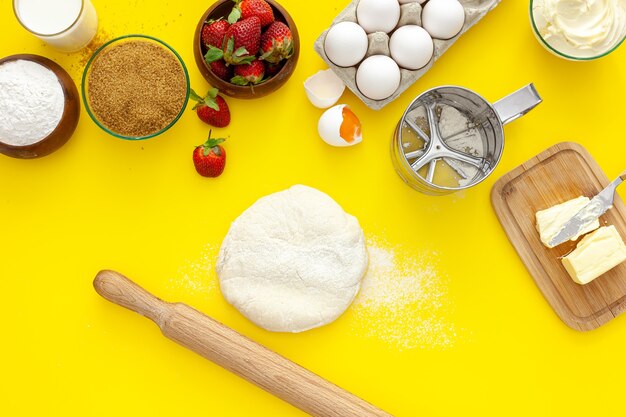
left=339, top=107, right=362, bottom=143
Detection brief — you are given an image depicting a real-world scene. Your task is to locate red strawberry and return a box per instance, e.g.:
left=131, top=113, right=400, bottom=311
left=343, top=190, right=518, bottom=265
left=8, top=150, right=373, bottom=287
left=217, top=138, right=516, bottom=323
left=190, top=88, right=231, bottom=128
left=209, top=60, right=233, bottom=81
left=229, top=0, right=274, bottom=27
left=205, top=16, right=261, bottom=65
left=202, top=19, right=229, bottom=49
left=264, top=61, right=283, bottom=78
left=259, top=21, right=294, bottom=64
left=231, top=59, right=265, bottom=85
left=193, top=131, right=227, bottom=178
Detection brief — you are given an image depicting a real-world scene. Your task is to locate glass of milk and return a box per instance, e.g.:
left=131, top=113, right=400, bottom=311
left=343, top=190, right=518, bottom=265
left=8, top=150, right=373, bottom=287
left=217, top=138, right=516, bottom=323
left=13, top=0, right=98, bottom=52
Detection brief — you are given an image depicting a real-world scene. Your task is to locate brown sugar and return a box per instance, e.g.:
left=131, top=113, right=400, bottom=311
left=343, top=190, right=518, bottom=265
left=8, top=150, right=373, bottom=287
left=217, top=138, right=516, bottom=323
left=78, top=28, right=111, bottom=69
left=87, top=40, right=187, bottom=138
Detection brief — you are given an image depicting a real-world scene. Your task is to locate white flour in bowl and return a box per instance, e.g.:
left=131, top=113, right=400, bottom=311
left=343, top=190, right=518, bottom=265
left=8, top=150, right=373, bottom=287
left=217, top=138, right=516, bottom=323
left=0, top=60, right=65, bottom=146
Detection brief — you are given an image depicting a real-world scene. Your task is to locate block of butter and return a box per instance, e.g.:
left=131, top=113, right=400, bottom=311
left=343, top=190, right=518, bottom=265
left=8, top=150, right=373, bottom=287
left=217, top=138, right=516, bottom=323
left=562, top=225, right=626, bottom=285
left=536, top=196, right=600, bottom=248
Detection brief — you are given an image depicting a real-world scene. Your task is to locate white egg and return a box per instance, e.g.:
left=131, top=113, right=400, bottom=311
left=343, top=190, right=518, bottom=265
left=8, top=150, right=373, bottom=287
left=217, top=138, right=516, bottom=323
left=390, top=25, right=434, bottom=70
left=356, top=0, right=401, bottom=34
left=304, top=69, right=346, bottom=109
left=356, top=55, right=401, bottom=101
left=324, top=22, right=369, bottom=67
left=318, top=105, right=363, bottom=147
left=422, top=0, right=465, bottom=40
left=399, top=0, right=426, bottom=3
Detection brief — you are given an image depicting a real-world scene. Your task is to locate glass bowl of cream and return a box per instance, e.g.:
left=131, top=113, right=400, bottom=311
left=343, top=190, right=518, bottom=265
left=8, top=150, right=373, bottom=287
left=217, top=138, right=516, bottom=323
left=530, top=0, right=626, bottom=60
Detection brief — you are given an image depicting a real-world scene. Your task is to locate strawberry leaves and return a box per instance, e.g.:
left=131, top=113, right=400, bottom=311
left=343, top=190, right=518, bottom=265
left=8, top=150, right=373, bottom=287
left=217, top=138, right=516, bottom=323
left=205, top=46, right=225, bottom=63
left=224, top=37, right=254, bottom=65
left=228, top=7, right=241, bottom=24
left=190, top=88, right=220, bottom=111
left=259, top=38, right=294, bottom=62
left=206, top=37, right=255, bottom=65
left=202, top=130, right=226, bottom=156
left=230, top=76, right=250, bottom=86
left=228, top=0, right=243, bottom=23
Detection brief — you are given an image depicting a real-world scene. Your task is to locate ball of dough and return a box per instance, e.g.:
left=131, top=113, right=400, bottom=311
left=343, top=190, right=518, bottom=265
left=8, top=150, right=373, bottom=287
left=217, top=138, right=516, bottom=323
left=216, top=185, right=368, bottom=333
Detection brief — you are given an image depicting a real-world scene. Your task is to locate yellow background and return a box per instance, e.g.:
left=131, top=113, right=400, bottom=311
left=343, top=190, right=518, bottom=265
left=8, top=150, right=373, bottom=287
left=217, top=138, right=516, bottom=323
left=1, top=0, right=626, bottom=416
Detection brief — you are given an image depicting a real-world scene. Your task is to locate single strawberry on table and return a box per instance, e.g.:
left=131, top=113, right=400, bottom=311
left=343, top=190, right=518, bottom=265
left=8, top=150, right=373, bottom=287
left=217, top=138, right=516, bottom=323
left=201, top=19, right=230, bottom=49
left=205, top=16, right=261, bottom=65
left=193, top=131, right=227, bottom=178
left=259, top=21, right=294, bottom=64
left=228, top=0, right=274, bottom=27
left=231, top=59, right=265, bottom=86
left=190, top=88, right=231, bottom=128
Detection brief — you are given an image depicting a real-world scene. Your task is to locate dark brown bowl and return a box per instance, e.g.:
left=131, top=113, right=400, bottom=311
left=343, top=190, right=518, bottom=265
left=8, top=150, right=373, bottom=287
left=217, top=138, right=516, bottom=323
left=193, top=0, right=300, bottom=99
left=0, top=54, right=80, bottom=159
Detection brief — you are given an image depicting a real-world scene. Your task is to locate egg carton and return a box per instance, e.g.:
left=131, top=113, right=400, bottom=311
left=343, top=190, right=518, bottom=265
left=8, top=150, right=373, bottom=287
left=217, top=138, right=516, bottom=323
left=314, top=0, right=501, bottom=110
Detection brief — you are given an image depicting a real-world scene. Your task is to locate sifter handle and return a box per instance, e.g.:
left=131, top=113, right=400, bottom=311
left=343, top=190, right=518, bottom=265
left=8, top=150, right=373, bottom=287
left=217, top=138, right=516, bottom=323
left=93, top=270, right=393, bottom=417
left=493, top=83, right=542, bottom=125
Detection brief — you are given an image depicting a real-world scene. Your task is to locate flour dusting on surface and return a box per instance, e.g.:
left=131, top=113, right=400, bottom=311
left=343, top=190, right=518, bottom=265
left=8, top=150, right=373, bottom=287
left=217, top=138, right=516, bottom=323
left=350, top=240, right=457, bottom=351
left=167, top=243, right=219, bottom=295
left=169, top=239, right=458, bottom=351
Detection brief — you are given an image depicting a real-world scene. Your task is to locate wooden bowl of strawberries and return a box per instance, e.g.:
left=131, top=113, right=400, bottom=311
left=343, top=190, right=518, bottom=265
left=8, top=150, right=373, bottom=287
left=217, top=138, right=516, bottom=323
left=194, top=0, right=299, bottom=99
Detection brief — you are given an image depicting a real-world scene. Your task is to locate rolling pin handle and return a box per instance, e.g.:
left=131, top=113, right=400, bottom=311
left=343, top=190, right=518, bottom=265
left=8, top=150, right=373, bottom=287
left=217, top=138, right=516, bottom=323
left=93, top=270, right=169, bottom=325
left=94, top=270, right=394, bottom=417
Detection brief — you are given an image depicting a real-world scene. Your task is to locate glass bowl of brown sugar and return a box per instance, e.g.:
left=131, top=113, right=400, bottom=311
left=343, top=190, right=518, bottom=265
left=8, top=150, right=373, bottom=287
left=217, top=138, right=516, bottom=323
left=82, top=34, right=190, bottom=140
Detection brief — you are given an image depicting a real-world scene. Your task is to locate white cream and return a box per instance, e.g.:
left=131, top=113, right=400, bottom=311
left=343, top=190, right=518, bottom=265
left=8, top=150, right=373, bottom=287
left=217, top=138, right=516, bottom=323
left=532, top=0, right=626, bottom=58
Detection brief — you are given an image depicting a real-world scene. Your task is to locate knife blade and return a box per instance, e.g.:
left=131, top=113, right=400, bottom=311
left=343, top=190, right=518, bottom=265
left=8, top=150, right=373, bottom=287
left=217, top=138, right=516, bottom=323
left=549, top=171, right=626, bottom=248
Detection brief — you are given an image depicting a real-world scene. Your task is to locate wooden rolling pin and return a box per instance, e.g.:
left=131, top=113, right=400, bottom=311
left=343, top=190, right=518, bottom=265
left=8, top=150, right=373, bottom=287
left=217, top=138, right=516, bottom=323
left=94, top=270, right=392, bottom=417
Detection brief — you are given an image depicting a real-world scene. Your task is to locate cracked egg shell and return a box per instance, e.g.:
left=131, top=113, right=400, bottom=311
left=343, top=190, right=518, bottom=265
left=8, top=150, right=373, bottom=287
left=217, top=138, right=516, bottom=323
left=304, top=69, right=346, bottom=109
left=318, top=105, right=363, bottom=147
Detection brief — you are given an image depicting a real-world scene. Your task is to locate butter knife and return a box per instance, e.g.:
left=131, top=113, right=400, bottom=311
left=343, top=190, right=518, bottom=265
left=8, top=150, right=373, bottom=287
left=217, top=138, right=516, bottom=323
left=549, top=170, right=626, bottom=248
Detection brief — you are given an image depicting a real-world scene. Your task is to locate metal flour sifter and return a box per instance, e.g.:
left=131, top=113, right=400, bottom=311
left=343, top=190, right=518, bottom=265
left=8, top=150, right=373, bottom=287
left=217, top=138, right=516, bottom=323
left=391, top=84, right=542, bottom=195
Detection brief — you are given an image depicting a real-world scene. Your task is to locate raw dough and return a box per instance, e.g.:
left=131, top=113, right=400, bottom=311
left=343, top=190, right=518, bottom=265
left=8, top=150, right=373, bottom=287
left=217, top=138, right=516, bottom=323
left=216, top=185, right=368, bottom=333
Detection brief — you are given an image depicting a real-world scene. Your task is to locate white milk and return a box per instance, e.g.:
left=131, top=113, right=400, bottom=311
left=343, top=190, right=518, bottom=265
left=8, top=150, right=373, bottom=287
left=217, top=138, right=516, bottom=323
left=14, top=0, right=98, bottom=52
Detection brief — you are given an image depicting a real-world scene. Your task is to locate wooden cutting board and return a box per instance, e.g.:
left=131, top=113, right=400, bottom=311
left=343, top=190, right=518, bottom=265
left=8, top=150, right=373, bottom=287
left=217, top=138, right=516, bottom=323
left=491, top=142, right=626, bottom=331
